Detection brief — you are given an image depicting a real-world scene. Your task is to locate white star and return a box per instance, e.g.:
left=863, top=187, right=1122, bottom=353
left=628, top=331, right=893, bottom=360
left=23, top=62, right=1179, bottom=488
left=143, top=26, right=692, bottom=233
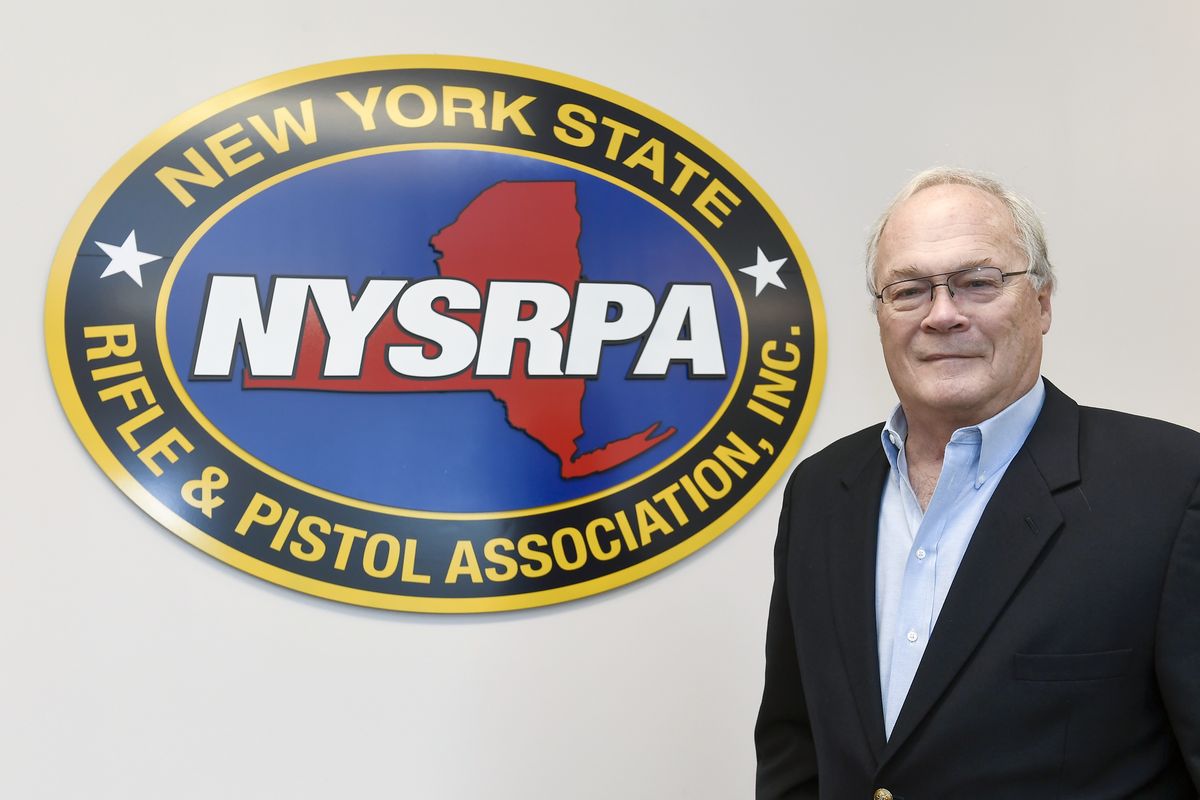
left=738, top=247, right=788, bottom=296
left=96, top=230, right=162, bottom=287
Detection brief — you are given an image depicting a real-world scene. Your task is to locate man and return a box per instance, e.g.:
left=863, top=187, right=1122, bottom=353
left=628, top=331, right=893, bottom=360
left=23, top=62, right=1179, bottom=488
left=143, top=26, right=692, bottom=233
left=755, top=168, right=1200, bottom=799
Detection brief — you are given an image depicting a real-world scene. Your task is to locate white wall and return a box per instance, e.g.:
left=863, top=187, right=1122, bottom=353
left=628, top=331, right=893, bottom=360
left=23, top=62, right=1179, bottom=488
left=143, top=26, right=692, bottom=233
left=4, top=2, right=1198, bottom=797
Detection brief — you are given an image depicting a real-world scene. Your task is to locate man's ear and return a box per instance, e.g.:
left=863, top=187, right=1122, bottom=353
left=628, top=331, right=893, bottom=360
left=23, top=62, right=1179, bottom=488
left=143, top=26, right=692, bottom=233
left=1038, top=286, right=1053, bottom=335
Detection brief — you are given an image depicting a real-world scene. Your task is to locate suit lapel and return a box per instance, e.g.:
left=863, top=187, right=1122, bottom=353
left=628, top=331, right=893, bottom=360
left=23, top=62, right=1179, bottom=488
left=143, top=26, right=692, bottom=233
left=828, top=443, right=890, bottom=763
left=879, top=381, right=1081, bottom=764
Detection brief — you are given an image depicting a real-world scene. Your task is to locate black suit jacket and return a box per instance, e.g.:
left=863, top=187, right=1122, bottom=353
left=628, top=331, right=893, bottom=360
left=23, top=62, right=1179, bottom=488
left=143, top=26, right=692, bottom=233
left=755, top=382, right=1200, bottom=799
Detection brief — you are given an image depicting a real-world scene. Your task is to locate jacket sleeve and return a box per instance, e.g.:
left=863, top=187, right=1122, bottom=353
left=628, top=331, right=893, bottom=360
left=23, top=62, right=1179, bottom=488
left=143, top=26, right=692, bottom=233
left=755, top=470, right=819, bottom=799
left=1156, top=476, right=1200, bottom=791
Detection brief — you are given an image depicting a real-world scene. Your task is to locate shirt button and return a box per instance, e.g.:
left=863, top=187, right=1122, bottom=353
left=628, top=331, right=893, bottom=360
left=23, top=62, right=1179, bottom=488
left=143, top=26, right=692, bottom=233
left=874, top=789, right=894, bottom=800
left=906, top=629, right=918, bottom=643
left=915, top=548, right=926, bottom=560
left=888, top=432, right=899, bottom=446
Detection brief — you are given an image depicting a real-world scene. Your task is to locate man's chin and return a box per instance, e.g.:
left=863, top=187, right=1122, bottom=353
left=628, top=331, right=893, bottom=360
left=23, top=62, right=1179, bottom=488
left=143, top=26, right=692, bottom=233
left=914, top=380, right=992, bottom=416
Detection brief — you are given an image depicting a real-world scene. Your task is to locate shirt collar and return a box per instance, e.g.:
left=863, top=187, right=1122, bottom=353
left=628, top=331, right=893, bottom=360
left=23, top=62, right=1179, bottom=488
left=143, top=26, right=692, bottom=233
left=880, top=405, right=909, bottom=471
left=881, top=378, right=1046, bottom=486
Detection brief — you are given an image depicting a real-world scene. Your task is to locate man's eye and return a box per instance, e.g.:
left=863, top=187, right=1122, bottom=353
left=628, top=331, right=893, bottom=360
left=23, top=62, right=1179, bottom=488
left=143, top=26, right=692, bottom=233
left=962, top=278, right=1001, bottom=290
left=891, top=285, right=924, bottom=299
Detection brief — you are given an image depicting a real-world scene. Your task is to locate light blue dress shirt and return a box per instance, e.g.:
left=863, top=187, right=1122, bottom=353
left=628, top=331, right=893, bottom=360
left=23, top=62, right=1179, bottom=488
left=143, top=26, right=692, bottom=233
left=876, top=378, right=1045, bottom=739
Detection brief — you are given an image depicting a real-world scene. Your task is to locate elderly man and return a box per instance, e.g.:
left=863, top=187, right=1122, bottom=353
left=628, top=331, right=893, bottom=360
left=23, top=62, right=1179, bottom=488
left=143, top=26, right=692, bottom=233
left=755, top=168, right=1200, bottom=799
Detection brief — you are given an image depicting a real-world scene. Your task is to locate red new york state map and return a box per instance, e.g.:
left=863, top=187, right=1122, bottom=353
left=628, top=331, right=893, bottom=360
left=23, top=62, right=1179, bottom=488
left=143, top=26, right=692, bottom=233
left=244, top=181, right=676, bottom=478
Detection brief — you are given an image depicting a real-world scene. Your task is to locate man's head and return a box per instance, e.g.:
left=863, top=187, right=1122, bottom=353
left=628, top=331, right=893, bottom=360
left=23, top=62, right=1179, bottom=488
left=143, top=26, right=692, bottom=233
left=867, top=168, right=1054, bottom=431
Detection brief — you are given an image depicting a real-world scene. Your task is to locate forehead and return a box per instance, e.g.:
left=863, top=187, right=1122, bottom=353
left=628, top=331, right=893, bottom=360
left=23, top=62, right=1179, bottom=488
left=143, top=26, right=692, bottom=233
left=875, top=184, right=1022, bottom=283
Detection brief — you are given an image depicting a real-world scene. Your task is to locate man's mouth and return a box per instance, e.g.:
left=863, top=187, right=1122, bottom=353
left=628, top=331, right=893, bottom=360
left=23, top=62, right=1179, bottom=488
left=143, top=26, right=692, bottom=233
left=921, top=353, right=978, bottom=361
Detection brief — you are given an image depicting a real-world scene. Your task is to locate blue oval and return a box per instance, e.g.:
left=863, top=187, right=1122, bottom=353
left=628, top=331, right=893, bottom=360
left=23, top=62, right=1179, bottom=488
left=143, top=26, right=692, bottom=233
left=166, top=148, right=741, bottom=513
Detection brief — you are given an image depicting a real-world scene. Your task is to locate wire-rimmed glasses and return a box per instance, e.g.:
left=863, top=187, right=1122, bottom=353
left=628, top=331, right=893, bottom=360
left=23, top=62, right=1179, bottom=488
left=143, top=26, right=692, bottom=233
left=875, top=266, right=1030, bottom=312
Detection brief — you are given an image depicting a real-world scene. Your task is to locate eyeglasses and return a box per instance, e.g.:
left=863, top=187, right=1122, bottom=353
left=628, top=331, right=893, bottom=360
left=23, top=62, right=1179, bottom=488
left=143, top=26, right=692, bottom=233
left=874, top=266, right=1030, bottom=312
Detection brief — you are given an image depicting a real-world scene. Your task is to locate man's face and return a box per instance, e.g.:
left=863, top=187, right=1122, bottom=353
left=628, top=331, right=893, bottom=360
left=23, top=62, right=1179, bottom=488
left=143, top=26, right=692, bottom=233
left=873, top=183, right=1052, bottom=429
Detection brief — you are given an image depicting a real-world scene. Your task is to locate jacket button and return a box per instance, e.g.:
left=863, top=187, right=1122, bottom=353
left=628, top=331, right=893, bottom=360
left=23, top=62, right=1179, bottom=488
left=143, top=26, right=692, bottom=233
left=873, top=790, right=893, bottom=800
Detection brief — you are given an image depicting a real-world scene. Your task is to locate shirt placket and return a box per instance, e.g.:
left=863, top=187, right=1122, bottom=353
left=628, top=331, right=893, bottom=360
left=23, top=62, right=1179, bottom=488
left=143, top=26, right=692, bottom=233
left=882, top=436, right=978, bottom=735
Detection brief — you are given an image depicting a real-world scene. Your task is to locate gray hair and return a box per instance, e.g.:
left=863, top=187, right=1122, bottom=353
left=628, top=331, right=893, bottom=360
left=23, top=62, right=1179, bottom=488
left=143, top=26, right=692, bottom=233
left=864, top=167, right=1055, bottom=296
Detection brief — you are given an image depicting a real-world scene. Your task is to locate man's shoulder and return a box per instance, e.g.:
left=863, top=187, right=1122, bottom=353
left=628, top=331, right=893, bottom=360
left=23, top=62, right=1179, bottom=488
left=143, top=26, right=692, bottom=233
left=788, top=423, right=885, bottom=488
left=1076, top=404, right=1200, bottom=464
left=1078, top=403, right=1200, bottom=437
left=809, top=422, right=886, bottom=461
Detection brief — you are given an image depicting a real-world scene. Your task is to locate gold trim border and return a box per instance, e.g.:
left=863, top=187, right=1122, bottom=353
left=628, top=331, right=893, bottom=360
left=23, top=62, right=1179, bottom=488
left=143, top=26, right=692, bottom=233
left=44, top=55, right=827, bottom=612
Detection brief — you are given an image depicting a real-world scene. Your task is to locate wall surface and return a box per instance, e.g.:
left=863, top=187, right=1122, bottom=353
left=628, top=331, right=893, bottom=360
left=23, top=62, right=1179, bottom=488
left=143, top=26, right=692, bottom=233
left=4, top=2, right=1198, bottom=798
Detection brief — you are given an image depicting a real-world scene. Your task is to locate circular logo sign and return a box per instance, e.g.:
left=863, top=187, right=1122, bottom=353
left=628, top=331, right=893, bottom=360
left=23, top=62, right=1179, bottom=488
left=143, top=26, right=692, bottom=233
left=46, top=57, right=825, bottom=612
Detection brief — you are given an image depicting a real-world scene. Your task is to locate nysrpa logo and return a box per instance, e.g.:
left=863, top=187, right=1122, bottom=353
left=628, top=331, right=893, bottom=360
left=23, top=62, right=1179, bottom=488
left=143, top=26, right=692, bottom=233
left=45, top=57, right=825, bottom=611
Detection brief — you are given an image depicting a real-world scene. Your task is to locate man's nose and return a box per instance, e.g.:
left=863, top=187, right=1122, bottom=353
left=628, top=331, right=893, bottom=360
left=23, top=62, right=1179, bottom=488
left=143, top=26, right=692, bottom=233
left=921, top=283, right=968, bottom=330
